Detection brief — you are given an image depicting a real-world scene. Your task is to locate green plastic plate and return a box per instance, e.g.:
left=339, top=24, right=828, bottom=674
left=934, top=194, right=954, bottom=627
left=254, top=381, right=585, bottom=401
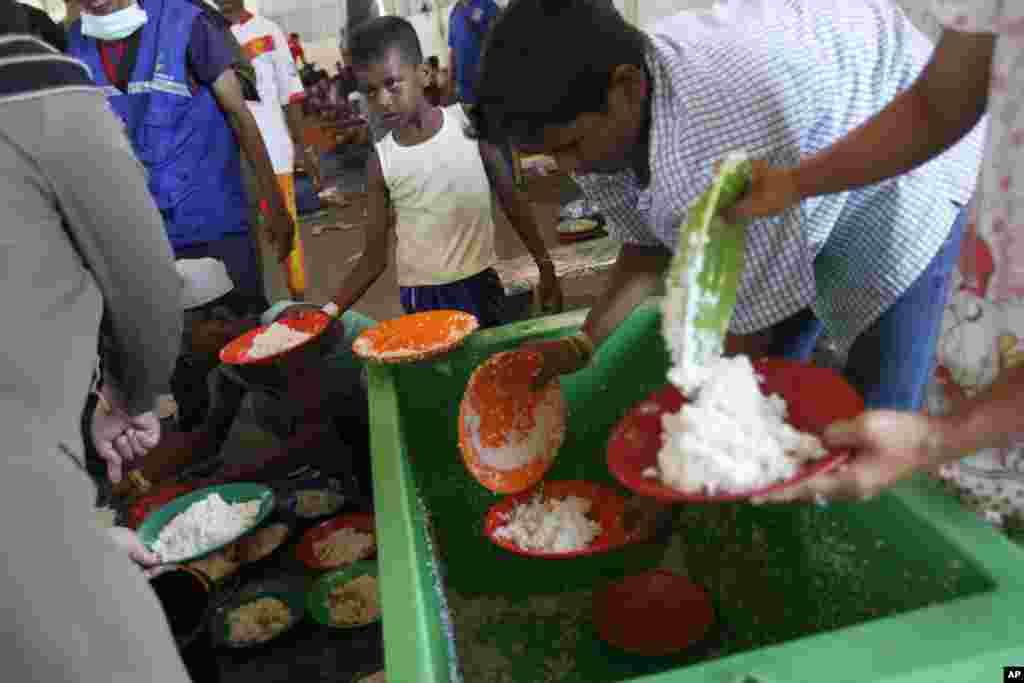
left=307, top=561, right=381, bottom=629
left=137, top=483, right=275, bottom=564
left=210, top=584, right=306, bottom=649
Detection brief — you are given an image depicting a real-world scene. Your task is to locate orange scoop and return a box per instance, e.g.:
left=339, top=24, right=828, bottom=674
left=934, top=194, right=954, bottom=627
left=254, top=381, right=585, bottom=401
left=459, top=350, right=566, bottom=494
left=352, top=310, right=479, bottom=364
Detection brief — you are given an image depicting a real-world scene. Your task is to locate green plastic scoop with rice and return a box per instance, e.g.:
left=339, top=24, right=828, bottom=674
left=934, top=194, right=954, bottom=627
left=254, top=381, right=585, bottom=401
left=661, top=152, right=753, bottom=397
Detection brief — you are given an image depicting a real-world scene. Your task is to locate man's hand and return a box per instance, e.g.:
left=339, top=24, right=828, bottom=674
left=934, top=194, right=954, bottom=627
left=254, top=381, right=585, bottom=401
left=108, top=526, right=173, bottom=578
left=128, top=411, right=161, bottom=451
left=534, top=262, right=564, bottom=315
left=721, top=159, right=802, bottom=223
left=752, top=411, right=942, bottom=504
left=91, top=386, right=161, bottom=485
left=525, top=333, right=592, bottom=390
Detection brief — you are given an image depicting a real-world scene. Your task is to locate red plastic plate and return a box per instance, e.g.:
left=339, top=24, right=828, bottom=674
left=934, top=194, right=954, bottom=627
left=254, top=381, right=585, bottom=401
left=606, top=358, right=864, bottom=503
left=483, top=480, right=634, bottom=559
left=219, top=311, right=333, bottom=366
left=593, top=570, right=715, bottom=656
left=295, top=512, right=377, bottom=570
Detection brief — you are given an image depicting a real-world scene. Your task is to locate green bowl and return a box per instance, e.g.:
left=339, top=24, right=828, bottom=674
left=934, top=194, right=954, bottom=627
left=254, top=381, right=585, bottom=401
left=307, top=561, right=381, bottom=629
left=210, top=582, right=306, bottom=649
left=137, top=483, right=275, bottom=564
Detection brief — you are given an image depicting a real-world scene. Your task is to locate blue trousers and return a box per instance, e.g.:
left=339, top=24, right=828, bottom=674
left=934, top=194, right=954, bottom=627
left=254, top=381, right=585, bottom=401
left=763, top=203, right=968, bottom=411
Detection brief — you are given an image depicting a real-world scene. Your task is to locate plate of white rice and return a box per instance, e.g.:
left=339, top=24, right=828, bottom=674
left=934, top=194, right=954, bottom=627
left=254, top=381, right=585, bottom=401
left=220, top=312, right=333, bottom=366
left=137, top=484, right=275, bottom=564
left=606, top=357, right=864, bottom=502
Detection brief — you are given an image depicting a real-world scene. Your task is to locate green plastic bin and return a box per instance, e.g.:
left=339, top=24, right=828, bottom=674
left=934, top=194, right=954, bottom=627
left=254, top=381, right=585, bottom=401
left=367, top=301, right=1024, bottom=683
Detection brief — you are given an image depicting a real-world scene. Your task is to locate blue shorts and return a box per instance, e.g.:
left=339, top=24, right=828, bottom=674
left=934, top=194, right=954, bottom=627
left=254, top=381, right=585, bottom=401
left=400, top=267, right=507, bottom=328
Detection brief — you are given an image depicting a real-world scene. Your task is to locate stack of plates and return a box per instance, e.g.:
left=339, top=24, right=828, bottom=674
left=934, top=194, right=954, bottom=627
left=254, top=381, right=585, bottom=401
left=557, top=200, right=605, bottom=243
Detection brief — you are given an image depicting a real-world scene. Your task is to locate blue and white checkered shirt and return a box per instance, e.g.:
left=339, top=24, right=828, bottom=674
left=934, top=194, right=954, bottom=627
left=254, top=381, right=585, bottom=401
left=574, top=0, right=985, bottom=352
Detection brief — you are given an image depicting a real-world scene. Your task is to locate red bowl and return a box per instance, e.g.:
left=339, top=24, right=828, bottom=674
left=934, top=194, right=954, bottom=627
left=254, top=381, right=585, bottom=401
left=483, top=480, right=633, bottom=559
left=606, top=358, right=864, bottom=503
left=593, top=570, right=714, bottom=656
left=295, top=512, right=377, bottom=570
left=220, top=311, right=332, bottom=366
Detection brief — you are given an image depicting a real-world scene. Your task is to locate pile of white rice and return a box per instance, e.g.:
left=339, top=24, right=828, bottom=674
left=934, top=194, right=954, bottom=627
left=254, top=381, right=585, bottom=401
left=152, top=494, right=262, bottom=562
left=656, top=355, right=827, bottom=495
left=248, top=322, right=312, bottom=359
left=493, top=495, right=601, bottom=553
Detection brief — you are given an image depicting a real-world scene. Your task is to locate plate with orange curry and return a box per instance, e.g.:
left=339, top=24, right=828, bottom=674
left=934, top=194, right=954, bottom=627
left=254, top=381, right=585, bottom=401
left=459, top=350, right=567, bottom=494
left=352, top=310, right=479, bottom=364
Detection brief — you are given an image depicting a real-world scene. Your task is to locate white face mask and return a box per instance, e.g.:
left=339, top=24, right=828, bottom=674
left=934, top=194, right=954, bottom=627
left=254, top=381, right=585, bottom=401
left=81, top=4, right=148, bottom=41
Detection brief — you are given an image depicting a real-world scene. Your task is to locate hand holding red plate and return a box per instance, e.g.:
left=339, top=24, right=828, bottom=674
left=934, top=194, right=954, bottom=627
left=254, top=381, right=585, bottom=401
left=606, top=358, right=864, bottom=503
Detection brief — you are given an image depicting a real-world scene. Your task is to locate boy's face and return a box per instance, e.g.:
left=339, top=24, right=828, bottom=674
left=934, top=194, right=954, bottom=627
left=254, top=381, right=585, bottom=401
left=356, top=48, right=430, bottom=129
left=517, top=64, right=649, bottom=176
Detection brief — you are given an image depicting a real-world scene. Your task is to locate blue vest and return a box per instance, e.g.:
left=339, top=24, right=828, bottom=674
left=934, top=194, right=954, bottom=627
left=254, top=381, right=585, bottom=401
left=68, top=0, right=248, bottom=249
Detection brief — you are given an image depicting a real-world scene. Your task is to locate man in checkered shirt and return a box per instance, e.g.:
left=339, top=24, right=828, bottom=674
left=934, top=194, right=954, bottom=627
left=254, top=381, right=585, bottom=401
left=471, top=0, right=985, bottom=410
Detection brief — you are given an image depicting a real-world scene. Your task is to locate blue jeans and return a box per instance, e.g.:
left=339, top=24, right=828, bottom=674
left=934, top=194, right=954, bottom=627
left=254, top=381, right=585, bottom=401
left=764, top=203, right=968, bottom=410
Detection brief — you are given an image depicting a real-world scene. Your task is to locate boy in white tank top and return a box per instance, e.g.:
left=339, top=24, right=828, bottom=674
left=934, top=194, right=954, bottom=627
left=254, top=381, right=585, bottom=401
left=316, top=16, right=562, bottom=327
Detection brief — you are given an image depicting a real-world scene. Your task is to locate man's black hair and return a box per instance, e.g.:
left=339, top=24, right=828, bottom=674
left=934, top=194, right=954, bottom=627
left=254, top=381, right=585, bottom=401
left=426, top=55, right=439, bottom=70
left=349, top=15, right=423, bottom=68
left=469, top=0, right=647, bottom=146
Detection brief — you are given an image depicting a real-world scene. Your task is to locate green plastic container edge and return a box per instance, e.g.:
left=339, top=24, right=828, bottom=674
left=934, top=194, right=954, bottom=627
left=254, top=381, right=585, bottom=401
left=368, top=304, right=1024, bottom=683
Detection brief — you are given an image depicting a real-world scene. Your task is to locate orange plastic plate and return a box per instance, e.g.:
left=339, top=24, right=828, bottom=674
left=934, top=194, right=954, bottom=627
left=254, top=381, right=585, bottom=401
left=459, top=350, right=565, bottom=494
left=352, top=310, right=479, bottom=364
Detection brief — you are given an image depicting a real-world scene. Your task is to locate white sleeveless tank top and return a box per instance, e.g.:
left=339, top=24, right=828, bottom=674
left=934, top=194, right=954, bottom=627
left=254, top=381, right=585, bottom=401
left=375, top=105, right=498, bottom=287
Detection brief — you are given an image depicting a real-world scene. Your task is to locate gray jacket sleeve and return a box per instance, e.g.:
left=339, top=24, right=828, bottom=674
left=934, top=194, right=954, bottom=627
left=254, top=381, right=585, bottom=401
left=0, top=422, right=192, bottom=683
left=38, top=91, right=183, bottom=415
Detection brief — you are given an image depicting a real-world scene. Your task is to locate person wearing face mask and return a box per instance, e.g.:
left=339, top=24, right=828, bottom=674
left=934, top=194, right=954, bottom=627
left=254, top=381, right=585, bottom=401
left=67, top=0, right=295, bottom=316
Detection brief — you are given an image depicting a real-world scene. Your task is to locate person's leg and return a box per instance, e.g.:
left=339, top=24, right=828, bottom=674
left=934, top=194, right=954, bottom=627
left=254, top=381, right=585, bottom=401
left=844, top=203, right=969, bottom=410
left=276, top=173, right=307, bottom=301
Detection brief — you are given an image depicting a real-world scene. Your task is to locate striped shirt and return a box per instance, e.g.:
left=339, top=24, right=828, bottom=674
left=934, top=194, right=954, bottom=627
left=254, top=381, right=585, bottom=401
left=574, top=0, right=986, bottom=352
